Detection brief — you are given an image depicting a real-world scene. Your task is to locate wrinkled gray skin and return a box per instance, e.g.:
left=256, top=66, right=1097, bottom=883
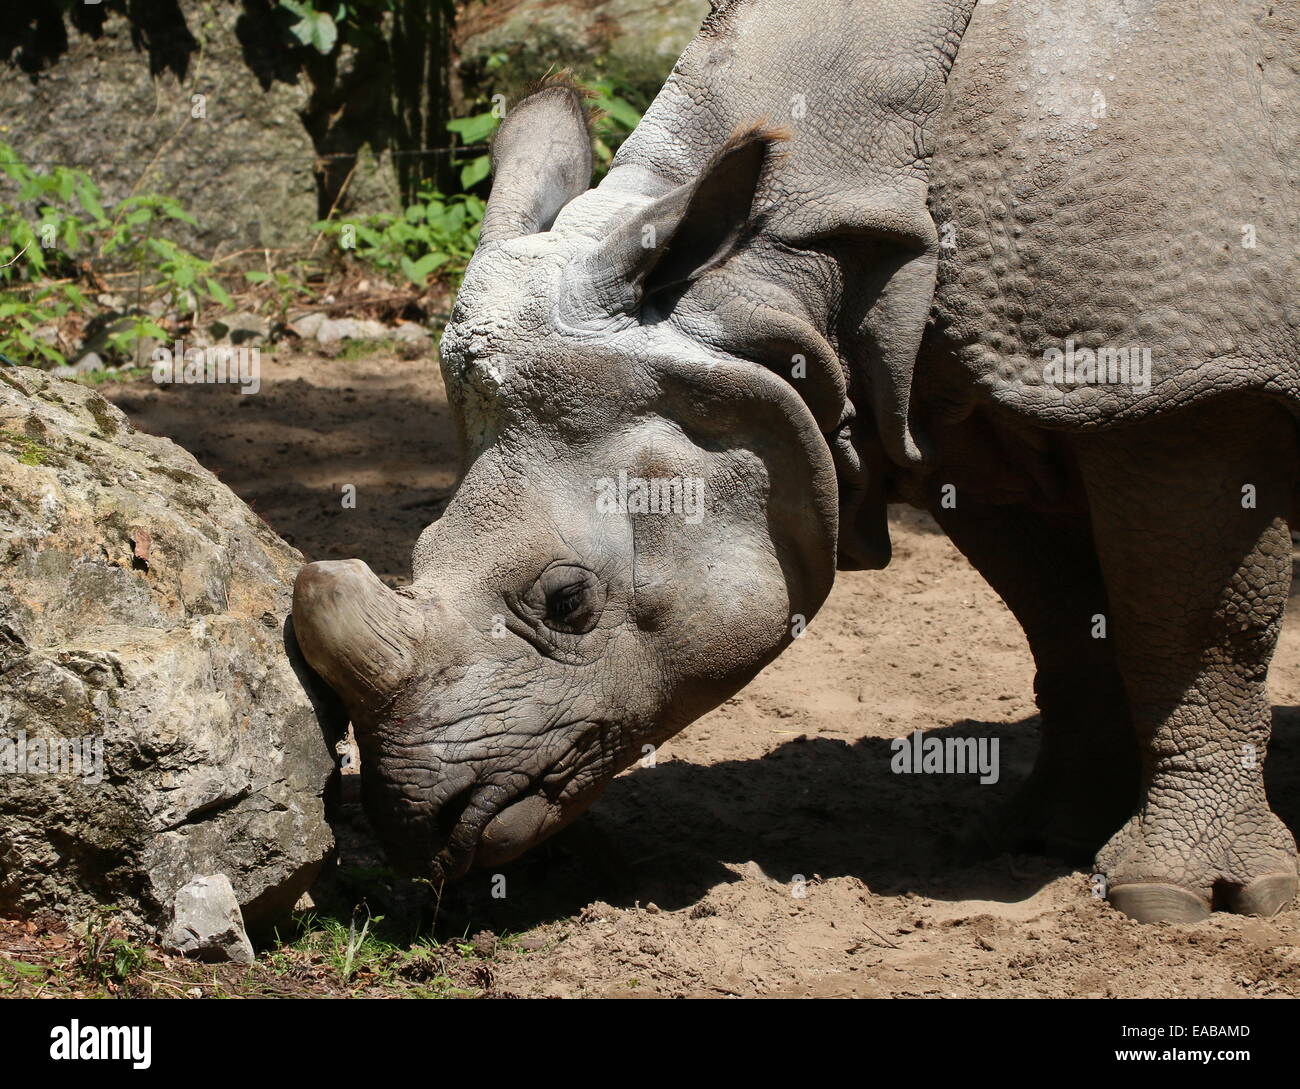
left=294, top=0, right=1300, bottom=923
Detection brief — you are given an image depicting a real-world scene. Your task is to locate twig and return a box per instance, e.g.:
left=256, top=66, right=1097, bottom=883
left=1, top=242, right=31, bottom=268
left=309, top=158, right=362, bottom=259
left=865, top=923, right=900, bottom=949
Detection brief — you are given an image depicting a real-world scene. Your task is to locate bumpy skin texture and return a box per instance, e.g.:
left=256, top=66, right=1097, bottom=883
left=293, top=0, right=1300, bottom=922
left=1073, top=401, right=1299, bottom=920
left=916, top=0, right=1300, bottom=919
left=925, top=0, right=1299, bottom=431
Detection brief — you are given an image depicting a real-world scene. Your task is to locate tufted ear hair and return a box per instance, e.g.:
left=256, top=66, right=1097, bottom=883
left=479, top=78, right=595, bottom=246
left=558, top=123, right=786, bottom=322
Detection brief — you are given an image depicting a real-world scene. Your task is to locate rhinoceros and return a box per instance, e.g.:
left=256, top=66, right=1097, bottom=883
left=292, top=0, right=1300, bottom=923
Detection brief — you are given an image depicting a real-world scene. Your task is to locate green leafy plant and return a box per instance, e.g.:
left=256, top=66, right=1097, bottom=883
left=445, top=111, right=499, bottom=191
left=0, top=143, right=228, bottom=365
left=244, top=267, right=316, bottom=327
left=272, top=1, right=454, bottom=58
left=79, top=908, right=148, bottom=987
left=586, top=77, right=645, bottom=171
left=0, top=283, right=86, bottom=366
left=445, top=75, right=645, bottom=193
left=316, top=190, right=484, bottom=286
left=287, top=909, right=404, bottom=985
left=278, top=0, right=340, bottom=54
left=100, top=193, right=233, bottom=314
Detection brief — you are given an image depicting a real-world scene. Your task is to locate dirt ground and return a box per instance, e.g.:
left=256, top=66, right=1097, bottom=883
left=101, top=343, right=1300, bottom=999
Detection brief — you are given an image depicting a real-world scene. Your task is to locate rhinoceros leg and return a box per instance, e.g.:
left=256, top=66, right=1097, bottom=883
left=932, top=500, right=1138, bottom=859
left=1075, top=397, right=1300, bottom=923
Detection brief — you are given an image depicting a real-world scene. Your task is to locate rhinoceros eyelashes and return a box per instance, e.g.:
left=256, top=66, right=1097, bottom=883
left=511, top=563, right=606, bottom=639
left=536, top=565, right=603, bottom=634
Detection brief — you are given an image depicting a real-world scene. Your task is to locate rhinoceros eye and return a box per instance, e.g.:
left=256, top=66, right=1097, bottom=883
left=537, top=565, right=603, bottom=635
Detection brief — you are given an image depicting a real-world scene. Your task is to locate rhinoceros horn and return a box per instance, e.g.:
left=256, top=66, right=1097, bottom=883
left=291, top=559, right=424, bottom=717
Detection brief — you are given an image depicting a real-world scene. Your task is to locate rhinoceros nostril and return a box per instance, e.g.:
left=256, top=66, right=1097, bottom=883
left=436, top=783, right=478, bottom=842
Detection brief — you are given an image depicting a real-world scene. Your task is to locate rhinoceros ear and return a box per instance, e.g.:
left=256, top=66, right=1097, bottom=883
left=560, top=123, right=785, bottom=320
left=479, top=78, right=594, bottom=245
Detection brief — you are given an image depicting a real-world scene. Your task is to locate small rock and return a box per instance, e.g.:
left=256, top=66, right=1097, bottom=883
left=161, top=874, right=255, bottom=964
left=210, top=312, right=269, bottom=345
left=73, top=353, right=104, bottom=375
left=288, top=312, right=326, bottom=339
left=315, top=317, right=389, bottom=345
left=315, top=317, right=357, bottom=345
left=393, top=321, right=430, bottom=344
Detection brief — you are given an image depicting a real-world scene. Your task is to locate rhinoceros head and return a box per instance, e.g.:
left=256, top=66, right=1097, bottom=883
left=292, top=82, right=840, bottom=882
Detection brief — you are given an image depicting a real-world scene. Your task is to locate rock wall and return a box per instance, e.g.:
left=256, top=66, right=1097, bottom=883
left=0, top=1, right=432, bottom=253
left=0, top=366, right=340, bottom=932
left=0, top=2, right=704, bottom=256
left=456, top=0, right=708, bottom=103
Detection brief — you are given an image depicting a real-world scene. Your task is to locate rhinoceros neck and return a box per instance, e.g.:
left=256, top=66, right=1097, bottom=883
left=608, top=0, right=976, bottom=212
left=601, top=0, right=978, bottom=470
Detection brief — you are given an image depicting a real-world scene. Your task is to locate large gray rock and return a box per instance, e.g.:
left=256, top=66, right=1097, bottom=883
left=0, top=367, right=338, bottom=933
left=161, top=874, right=255, bottom=964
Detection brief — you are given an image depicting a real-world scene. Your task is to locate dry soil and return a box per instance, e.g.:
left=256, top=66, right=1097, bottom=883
left=103, top=343, right=1300, bottom=999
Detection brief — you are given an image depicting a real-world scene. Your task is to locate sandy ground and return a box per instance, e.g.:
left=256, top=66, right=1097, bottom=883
left=104, top=344, right=1300, bottom=999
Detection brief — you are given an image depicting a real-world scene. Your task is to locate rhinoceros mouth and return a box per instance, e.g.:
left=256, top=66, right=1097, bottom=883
left=426, top=739, right=604, bottom=880
left=427, top=781, right=517, bottom=882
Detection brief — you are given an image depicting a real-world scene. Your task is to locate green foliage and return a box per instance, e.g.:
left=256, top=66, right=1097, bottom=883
left=99, top=193, right=233, bottom=329
left=278, top=0, right=340, bottom=54
left=0, top=146, right=106, bottom=281
left=313, top=75, right=645, bottom=288
left=244, top=267, right=316, bottom=326
left=445, top=112, right=499, bottom=192
left=273, top=1, right=454, bottom=56
left=0, top=65, right=649, bottom=367
left=0, top=143, right=228, bottom=366
left=0, top=284, right=85, bottom=367
left=316, top=191, right=484, bottom=286
left=287, top=910, right=400, bottom=984
left=446, top=75, right=645, bottom=192
left=79, top=908, right=148, bottom=986
left=586, top=76, right=646, bottom=169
